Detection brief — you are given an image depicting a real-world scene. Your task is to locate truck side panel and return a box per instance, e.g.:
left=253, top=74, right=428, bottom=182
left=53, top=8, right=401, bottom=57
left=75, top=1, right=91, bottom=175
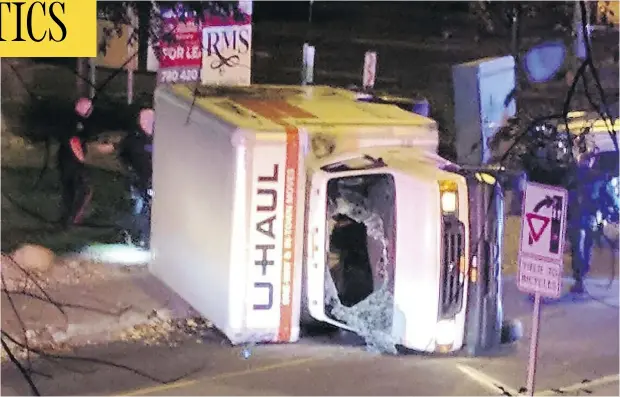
left=151, top=89, right=236, bottom=336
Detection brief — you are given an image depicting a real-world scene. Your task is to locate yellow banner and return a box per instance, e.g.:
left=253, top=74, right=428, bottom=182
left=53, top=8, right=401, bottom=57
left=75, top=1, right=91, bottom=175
left=0, top=0, right=97, bottom=57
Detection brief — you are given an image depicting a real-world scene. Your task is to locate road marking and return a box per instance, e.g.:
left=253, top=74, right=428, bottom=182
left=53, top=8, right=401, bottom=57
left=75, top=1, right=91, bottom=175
left=118, top=356, right=317, bottom=396
left=457, top=364, right=520, bottom=396
left=537, top=374, right=620, bottom=396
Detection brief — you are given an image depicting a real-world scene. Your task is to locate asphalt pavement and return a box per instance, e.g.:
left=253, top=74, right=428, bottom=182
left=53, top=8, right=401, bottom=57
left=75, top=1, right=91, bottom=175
left=2, top=276, right=617, bottom=396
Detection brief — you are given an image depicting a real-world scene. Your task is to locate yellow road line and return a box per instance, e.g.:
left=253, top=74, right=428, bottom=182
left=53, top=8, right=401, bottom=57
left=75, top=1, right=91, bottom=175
left=537, top=373, right=620, bottom=396
left=118, top=357, right=317, bottom=396
left=456, top=364, right=520, bottom=396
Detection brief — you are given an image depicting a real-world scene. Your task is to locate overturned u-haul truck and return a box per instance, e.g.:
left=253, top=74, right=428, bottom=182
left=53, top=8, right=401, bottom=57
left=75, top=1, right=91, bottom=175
left=151, top=85, right=504, bottom=355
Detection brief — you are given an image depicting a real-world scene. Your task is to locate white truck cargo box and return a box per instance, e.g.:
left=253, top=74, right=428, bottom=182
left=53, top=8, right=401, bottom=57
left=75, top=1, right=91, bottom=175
left=151, top=84, right=443, bottom=346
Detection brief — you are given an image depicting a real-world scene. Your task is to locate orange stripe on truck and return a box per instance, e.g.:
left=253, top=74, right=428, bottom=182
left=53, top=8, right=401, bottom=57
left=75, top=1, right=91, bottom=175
left=278, top=126, right=300, bottom=342
left=236, top=99, right=317, bottom=121
left=234, top=98, right=311, bottom=342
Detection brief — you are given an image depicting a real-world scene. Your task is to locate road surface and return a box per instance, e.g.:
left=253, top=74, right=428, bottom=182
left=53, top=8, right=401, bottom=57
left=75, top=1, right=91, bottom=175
left=2, top=277, right=617, bottom=396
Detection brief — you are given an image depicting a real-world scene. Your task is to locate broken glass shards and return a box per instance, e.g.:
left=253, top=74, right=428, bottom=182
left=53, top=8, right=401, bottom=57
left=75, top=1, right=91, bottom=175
left=324, top=180, right=398, bottom=355
left=330, top=281, right=398, bottom=355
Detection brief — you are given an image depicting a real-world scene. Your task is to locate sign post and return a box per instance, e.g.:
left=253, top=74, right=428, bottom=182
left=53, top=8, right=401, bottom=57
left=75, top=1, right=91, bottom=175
left=517, top=181, right=568, bottom=396
left=301, top=43, right=315, bottom=85
left=363, top=51, right=377, bottom=91
left=126, top=5, right=138, bottom=105
left=88, top=58, right=96, bottom=99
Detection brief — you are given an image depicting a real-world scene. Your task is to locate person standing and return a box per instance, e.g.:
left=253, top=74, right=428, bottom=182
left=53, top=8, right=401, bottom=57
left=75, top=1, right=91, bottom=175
left=568, top=151, right=620, bottom=293
left=93, top=107, right=154, bottom=247
left=57, top=97, right=94, bottom=227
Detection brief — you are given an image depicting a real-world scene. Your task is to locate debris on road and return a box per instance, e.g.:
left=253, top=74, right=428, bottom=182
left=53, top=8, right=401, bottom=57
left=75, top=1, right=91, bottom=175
left=117, top=316, right=214, bottom=347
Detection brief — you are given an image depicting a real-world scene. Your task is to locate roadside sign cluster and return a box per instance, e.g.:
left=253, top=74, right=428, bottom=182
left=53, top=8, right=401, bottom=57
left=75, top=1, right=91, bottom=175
left=156, top=1, right=253, bottom=86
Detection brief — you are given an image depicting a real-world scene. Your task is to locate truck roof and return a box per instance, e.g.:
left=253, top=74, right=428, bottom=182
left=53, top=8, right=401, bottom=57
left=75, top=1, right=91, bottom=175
left=166, top=84, right=437, bottom=132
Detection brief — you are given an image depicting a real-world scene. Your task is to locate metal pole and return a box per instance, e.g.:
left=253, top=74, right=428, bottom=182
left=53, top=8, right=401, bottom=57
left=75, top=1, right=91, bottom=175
left=525, top=293, right=542, bottom=396
left=510, top=7, right=519, bottom=60
left=77, top=58, right=85, bottom=97
left=510, top=5, right=520, bottom=110
left=301, top=43, right=315, bottom=86
left=303, top=1, right=314, bottom=85
left=574, top=1, right=586, bottom=61
left=88, top=58, right=96, bottom=99
left=127, top=5, right=137, bottom=105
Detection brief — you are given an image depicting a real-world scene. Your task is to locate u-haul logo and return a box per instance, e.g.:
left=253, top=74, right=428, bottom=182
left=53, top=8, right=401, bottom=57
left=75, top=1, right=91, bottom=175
left=251, top=163, right=281, bottom=313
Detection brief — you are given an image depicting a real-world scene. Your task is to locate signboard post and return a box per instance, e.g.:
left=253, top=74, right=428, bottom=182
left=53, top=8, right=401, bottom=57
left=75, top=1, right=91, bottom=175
left=88, top=58, right=96, bottom=99
left=126, top=5, right=138, bottom=105
left=301, top=43, right=315, bottom=85
left=363, top=51, right=377, bottom=91
left=517, top=181, right=568, bottom=396
left=157, top=7, right=202, bottom=85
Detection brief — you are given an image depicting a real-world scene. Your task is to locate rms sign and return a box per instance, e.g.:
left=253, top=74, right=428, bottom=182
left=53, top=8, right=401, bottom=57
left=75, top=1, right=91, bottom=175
left=201, top=24, right=252, bottom=86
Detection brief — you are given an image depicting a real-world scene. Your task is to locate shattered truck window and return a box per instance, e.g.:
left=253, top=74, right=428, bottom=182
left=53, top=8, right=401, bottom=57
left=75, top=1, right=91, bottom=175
left=324, top=174, right=398, bottom=354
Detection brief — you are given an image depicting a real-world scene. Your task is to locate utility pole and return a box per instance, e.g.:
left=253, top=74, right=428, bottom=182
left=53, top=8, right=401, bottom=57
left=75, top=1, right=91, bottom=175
left=569, top=1, right=591, bottom=108
left=573, top=0, right=590, bottom=63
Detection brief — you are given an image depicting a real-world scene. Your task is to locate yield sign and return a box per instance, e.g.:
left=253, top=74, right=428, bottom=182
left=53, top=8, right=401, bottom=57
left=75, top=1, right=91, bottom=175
left=526, top=213, right=550, bottom=245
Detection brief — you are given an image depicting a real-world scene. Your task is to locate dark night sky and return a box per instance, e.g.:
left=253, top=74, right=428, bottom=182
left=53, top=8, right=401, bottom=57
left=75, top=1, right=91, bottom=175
left=252, top=2, right=470, bottom=23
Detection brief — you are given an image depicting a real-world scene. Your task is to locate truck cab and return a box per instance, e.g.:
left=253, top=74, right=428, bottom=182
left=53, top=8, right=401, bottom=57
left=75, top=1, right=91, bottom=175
left=151, top=84, right=503, bottom=355
left=305, top=147, right=470, bottom=352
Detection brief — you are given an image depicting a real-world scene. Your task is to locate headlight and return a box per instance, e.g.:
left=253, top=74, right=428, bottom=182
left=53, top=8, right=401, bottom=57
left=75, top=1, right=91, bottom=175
left=439, top=180, right=458, bottom=214
left=441, top=191, right=458, bottom=213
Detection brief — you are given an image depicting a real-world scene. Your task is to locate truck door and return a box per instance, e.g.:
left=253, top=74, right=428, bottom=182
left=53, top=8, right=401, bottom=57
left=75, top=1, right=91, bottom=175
left=306, top=153, right=387, bottom=329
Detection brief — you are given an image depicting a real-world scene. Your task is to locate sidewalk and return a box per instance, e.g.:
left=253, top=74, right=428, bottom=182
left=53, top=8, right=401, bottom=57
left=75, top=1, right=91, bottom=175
left=1, top=258, right=198, bottom=353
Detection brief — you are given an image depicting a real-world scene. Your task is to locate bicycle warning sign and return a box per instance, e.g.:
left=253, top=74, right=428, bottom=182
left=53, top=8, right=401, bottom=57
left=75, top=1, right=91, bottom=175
left=517, top=182, right=568, bottom=298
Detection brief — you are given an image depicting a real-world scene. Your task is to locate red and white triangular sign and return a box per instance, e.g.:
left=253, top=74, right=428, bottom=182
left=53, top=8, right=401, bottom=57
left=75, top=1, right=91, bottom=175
left=526, top=213, right=550, bottom=244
